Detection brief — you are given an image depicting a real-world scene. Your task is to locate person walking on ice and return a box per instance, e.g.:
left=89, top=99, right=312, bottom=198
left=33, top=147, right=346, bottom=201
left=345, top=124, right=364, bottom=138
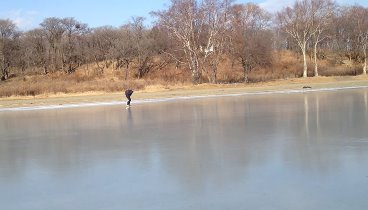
left=125, top=89, right=134, bottom=108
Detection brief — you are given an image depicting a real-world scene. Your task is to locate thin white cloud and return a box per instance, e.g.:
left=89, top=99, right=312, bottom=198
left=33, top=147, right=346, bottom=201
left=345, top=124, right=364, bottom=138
left=0, top=9, right=39, bottom=31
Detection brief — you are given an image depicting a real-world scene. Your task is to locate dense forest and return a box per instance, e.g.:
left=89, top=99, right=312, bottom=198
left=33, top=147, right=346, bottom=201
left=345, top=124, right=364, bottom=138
left=0, top=0, right=367, bottom=96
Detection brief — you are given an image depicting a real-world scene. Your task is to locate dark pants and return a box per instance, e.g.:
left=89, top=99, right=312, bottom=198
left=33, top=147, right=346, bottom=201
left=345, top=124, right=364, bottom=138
left=125, top=89, right=133, bottom=106
left=126, top=96, right=131, bottom=106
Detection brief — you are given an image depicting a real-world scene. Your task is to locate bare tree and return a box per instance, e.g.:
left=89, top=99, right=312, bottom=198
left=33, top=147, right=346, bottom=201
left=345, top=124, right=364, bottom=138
left=149, top=25, right=177, bottom=71
left=128, top=17, right=156, bottom=79
left=22, top=29, right=48, bottom=73
left=277, top=0, right=334, bottom=77
left=201, top=0, right=233, bottom=83
left=229, top=3, right=272, bottom=83
left=333, top=6, right=368, bottom=74
left=88, top=26, right=120, bottom=75
left=152, top=0, right=232, bottom=84
left=352, top=6, right=368, bottom=75
left=0, top=19, right=17, bottom=80
left=331, top=7, right=358, bottom=64
left=111, top=25, right=136, bottom=79
left=152, top=0, right=202, bottom=84
left=40, top=17, right=67, bottom=73
left=310, top=0, right=335, bottom=76
left=151, top=22, right=188, bottom=72
left=62, top=17, right=89, bottom=73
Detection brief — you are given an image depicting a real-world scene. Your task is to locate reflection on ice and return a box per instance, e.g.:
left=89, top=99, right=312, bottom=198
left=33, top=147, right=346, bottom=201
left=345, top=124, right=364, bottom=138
left=0, top=88, right=368, bottom=210
left=365, top=91, right=367, bottom=113
left=304, top=94, right=309, bottom=138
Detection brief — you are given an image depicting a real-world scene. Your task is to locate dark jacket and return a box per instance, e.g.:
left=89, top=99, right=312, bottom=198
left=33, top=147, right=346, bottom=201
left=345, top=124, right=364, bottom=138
left=125, top=89, right=133, bottom=97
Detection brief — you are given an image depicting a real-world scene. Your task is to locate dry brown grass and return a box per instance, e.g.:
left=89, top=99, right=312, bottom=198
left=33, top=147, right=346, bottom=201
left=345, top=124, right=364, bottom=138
left=319, top=65, right=362, bottom=76
left=1, top=70, right=126, bottom=97
left=147, top=63, right=192, bottom=83
left=0, top=65, right=194, bottom=97
left=1, top=50, right=366, bottom=98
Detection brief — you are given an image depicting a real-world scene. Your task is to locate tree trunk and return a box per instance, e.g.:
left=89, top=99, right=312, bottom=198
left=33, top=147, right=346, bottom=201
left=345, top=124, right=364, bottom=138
left=302, top=46, right=308, bottom=78
left=43, top=64, right=48, bottom=74
left=190, top=55, right=201, bottom=84
left=363, top=46, right=367, bottom=75
left=244, top=69, right=249, bottom=83
left=212, top=67, right=217, bottom=84
left=314, top=42, right=319, bottom=77
left=191, top=67, right=201, bottom=84
left=125, top=61, right=129, bottom=80
left=1, top=67, right=7, bottom=80
left=242, top=59, right=250, bottom=83
left=1, top=51, right=7, bottom=80
left=137, top=57, right=149, bottom=79
left=209, top=63, right=217, bottom=84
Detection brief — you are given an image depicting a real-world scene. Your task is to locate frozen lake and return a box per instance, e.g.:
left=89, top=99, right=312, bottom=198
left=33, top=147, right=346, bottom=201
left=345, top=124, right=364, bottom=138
left=1, top=88, right=368, bottom=210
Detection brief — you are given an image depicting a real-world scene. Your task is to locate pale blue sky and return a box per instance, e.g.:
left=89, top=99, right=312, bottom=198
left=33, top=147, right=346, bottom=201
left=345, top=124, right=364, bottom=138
left=0, top=0, right=366, bottom=30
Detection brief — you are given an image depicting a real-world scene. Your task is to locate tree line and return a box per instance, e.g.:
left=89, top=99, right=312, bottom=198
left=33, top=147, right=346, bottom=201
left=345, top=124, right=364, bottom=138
left=0, top=0, right=367, bottom=84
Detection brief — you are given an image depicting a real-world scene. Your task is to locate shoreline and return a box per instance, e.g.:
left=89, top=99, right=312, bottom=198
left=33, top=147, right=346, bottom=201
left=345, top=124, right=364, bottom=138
left=1, top=76, right=367, bottom=111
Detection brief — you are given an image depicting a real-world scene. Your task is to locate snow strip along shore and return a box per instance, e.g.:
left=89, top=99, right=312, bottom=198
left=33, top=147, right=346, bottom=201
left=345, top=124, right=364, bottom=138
left=1, top=85, right=368, bottom=112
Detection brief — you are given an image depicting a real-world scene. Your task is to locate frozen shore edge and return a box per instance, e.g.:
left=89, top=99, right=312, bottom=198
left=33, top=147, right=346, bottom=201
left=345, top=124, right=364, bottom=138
left=1, top=85, right=368, bottom=112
